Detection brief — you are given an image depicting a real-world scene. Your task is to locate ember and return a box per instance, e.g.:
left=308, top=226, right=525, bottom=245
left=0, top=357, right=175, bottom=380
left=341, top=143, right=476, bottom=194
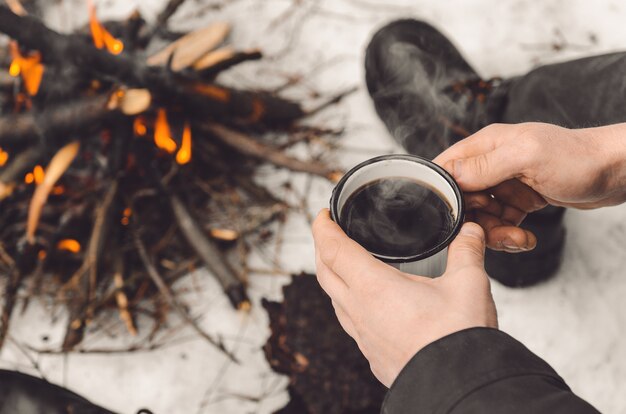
left=0, top=0, right=349, bottom=358
left=57, top=239, right=81, bottom=253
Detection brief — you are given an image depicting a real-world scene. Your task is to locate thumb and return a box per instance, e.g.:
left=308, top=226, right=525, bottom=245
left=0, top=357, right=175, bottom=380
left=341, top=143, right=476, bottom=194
left=447, top=148, right=520, bottom=192
left=445, top=222, right=486, bottom=274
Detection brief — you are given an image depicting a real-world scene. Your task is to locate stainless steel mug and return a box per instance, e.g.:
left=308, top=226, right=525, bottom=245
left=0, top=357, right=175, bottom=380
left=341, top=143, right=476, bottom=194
left=330, top=154, right=464, bottom=277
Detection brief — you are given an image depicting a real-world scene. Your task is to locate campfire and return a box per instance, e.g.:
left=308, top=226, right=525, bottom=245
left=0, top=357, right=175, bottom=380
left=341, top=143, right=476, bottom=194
left=0, top=0, right=349, bottom=359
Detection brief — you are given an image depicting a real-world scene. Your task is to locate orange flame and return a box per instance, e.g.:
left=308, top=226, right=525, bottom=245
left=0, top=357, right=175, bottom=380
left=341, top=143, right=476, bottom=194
left=33, top=165, right=45, bottom=184
left=176, top=122, right=192, bottom=165
left=57, top=239, right=81, bottom=253
left=9, top=42, right=44, bottom=96
left=0, top=148, right=8, bottom=167
left=154, top=109, right=177, bottom=153
left=133, top=117, right=147, bottom=136
left=89, top=2, right=124, bottom=55
left=24, top=165, right=45, bottom=184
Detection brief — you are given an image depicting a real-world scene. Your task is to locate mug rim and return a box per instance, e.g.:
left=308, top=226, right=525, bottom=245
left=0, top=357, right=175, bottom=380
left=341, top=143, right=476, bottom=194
left=329, top=154, right=465, bottom=264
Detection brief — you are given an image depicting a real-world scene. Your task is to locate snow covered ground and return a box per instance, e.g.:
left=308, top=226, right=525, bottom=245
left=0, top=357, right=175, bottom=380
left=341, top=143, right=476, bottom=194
left=1, top=0, right=625, bottom=412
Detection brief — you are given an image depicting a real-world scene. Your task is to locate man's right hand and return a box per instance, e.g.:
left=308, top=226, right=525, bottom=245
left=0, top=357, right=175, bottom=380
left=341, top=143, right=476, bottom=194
left=434, top=122, right=626, bottom=252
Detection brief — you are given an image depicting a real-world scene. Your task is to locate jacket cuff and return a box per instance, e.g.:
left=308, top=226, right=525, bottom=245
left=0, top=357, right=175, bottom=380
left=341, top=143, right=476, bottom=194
left=382, top=327, right=568, bottom=414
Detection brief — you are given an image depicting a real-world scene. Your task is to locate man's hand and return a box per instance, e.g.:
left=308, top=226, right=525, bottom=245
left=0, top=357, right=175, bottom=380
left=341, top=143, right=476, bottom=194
left=312, top=209, right=497, bottom=388
left=434, top=122, right=626, bottom=252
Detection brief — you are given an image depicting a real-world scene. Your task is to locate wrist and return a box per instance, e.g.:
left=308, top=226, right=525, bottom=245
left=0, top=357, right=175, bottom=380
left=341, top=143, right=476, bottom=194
left=583, top=124, right=626, bottom=203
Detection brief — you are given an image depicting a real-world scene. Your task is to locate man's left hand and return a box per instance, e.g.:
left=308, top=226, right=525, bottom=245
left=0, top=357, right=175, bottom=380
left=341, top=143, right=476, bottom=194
left=312, top=209, right=498, bottom=387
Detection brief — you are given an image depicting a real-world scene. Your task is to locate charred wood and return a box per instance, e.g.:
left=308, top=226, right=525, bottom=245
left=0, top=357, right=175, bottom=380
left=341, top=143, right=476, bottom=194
left=0, top=6, right=305, bottom=125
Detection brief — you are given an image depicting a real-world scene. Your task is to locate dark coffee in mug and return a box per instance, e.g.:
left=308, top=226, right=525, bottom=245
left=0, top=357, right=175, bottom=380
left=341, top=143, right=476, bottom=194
left=339, top=177, right=454, bottom=257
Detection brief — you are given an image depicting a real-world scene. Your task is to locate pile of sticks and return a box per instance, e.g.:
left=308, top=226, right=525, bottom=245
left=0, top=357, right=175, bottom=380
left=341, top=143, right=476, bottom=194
left=0, top=0, right=345, bottom=360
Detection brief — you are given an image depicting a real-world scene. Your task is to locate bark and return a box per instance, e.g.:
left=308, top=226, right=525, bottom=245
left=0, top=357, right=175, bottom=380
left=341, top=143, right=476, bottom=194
left=0, top=94, right=113, bottom=147
left=202, top=123, right=340, bottom=179
left=0, top=6, right=305, bottom=125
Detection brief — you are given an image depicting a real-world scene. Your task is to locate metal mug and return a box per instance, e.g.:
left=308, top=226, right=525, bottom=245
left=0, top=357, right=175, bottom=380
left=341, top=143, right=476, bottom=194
left=330, top=154, right=464, bottom=277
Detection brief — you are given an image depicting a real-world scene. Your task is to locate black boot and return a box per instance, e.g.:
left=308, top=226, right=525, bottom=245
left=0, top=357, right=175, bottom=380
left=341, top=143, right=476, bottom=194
left=0, top=369, right=117, bottom=414
left=365, top=19, right=511, bottom=159
left=365, top=19, right=574, bottom=287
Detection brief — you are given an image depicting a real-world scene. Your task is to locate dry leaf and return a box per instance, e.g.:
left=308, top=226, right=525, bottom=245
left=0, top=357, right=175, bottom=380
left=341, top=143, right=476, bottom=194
left=147, top=22, right=231, bottom=71
left=26, top=141, right=80, bottom=244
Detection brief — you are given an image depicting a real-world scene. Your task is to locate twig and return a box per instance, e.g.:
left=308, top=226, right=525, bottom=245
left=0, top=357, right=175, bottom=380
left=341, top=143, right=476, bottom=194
left=196, top=48, right=263, bottom=79
left=201, top=123, right=341, bottom=180
left=5, top=335, right=47, bottom=381
left=304, top=85, right=359, bottom=118
left=113, top=243, right=137, bottom=336
left=0, top=146, right=42, bottom=200
left=0, top=247, right=20, bottom=350
left=168, top=193, right=249, bottom=310
left=155, top=0, right=188, bottom=28
left=62, top=179, right=118, bottom=350
left=132, top=223, right=238, bottom=363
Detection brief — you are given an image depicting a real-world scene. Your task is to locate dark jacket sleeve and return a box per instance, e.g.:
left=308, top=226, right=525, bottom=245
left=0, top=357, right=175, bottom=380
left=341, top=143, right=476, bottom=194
left=381, top=327, right=600, bottom=414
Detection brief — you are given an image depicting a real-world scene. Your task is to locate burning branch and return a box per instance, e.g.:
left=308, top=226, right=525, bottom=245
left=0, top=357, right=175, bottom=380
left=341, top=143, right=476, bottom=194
left=0, top=6, right=305, bottom=125
left=0, top=1, right=346, bottom=353
left=26, top=141, right=80, bottom=244
left=0, top=94, right=114, bottom=146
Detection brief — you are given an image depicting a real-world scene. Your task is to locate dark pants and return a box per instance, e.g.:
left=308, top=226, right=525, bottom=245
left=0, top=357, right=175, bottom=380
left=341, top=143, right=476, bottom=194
left=366, top=19, right=626, bottom=284
left=503, top=52, right=626, bottom=127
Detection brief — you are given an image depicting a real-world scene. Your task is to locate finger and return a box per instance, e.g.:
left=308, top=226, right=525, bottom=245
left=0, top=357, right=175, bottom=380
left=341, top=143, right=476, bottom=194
left=465, top=192, right=526, bottom=226
left=490, top=180, right=547, bottom=213
left=444, top=222, right=486, bottom=274
left=332, top=299, right=359, bottom=341
left=474, top=211, right=537, bottom=252
left=464, top=192, right=503, bottom=216
left=444, top=146, right=527, bottom=192
left=499, top=204, right=527, bottom=227
left=312, top=209, right=388, bottom=286
left=315, top=249, right=349, bottom=306
left=434, top=123, right=509, bottom=167
left=464, top=191, right=492, bottom=209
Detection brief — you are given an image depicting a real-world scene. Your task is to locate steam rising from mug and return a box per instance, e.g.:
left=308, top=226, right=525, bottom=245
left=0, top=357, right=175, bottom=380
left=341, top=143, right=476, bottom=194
left=340, top=178, right=454, bottom=258
left=330, top=155, right=464, bottom=277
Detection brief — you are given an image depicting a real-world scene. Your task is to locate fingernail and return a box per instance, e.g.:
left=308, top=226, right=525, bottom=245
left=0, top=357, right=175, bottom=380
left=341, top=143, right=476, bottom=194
left=502, top=238, right=530, bottom=252
left=467, top=200, right=484, bottom=209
